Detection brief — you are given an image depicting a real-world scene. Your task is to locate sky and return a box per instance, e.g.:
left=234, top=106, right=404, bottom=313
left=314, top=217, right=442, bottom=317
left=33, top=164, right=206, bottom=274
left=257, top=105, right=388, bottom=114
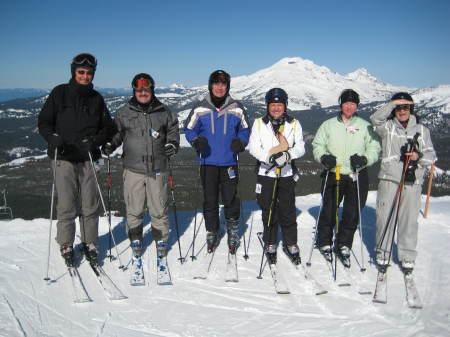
left=1, top=0, right=449, bottom=89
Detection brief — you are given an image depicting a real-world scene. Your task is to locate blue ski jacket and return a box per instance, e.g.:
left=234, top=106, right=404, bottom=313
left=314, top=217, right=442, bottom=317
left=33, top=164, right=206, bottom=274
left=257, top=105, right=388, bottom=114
left=184, top=95, right=250, bottom=166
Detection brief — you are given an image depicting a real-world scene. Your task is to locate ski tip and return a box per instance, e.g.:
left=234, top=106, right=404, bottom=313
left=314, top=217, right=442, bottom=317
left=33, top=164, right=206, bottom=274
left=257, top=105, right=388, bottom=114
left=277, top=290, right=291, bottom=295
left=316, top=290, right=328, bottom=295
left=372, top=299, right=387, bottom=304
left=158, top=281, right=173, bottom=286
left=358, top=291, right=373, bottom=295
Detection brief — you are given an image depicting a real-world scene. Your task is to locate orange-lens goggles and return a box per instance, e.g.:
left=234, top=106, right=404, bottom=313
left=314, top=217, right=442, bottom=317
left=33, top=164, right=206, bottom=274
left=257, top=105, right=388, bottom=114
left=133, top=78, right=152, bottom=90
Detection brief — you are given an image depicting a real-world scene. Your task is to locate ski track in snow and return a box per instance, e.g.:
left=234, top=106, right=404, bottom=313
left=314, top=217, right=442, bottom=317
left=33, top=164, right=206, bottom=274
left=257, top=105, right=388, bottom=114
left=0, top=192, right=449, bottom=336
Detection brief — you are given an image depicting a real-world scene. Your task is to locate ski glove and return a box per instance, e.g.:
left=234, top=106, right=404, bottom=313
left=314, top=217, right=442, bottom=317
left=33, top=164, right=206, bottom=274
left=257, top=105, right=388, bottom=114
left=192, top=136, right=208, bottom=151
left=230, top=138, right=245, bottom=153
left=102, top=142, right=116, bottom=156
left=49, top=133, right=63, bottom=148
left=350, top=154, right=367, bottom=171
left=164, top=142, right=178, bottom=157
left=320, top=154, right=336, bottom=170
left=77, top=137, right=95, bottom=154
left=269, top=151, right=290, bottom=168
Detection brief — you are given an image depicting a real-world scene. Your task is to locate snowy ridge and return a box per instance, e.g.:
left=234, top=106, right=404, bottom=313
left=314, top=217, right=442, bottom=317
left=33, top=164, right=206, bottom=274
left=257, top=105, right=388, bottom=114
left=0, top=192, right=449, bottom=336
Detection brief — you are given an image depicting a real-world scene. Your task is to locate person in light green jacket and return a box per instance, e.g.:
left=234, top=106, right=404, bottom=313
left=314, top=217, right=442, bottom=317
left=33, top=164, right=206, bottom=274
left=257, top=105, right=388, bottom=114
left=312, top=89, right=380, bottom=267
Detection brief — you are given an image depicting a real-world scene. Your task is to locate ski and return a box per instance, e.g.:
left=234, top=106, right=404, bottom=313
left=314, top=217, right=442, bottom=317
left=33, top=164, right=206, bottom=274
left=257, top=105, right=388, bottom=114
left=225, top=252, right=238, bottom=282
left=268, top=263, right=290, bottom=294
left=282, top=249, right=327, bottom=295
left=157, top=253, right=172, bottom=286
left=404, top=272, right=423, bottom=309
left=372, top=270, right=388, bottom=304
left=297, top=264, right=328, bottom=295
left=68, top=267, right=92, bottom=303
left=193, top=250, right=216, bottom=280
left=89, top=264, right=127, bottom=301
left=130, top=255, right=145, bottom=286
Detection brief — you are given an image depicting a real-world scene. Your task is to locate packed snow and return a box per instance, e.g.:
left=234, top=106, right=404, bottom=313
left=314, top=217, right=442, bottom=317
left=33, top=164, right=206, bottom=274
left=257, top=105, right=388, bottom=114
left=0, top=191, right=449, bottom=337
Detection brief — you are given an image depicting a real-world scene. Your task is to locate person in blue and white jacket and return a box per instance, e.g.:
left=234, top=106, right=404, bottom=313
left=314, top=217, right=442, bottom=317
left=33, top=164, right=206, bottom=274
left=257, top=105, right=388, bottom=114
left=184, top=70, right=250, bottom=255
left=248, top=88, right=305, bottom=265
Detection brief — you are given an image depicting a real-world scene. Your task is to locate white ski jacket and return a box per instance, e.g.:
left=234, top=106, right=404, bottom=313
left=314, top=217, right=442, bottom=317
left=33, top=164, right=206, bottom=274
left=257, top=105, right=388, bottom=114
left=248, top=114, right=305, bottom=178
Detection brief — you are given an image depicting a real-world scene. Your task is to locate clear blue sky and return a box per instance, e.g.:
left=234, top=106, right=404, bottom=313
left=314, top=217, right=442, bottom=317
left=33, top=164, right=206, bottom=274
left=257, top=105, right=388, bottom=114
left=1, top=0, right=449, bottom=89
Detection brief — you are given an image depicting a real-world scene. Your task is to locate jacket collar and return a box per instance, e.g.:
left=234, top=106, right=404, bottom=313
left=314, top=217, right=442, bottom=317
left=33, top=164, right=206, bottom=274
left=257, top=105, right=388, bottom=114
left=262, top=113, right=293, bottom=124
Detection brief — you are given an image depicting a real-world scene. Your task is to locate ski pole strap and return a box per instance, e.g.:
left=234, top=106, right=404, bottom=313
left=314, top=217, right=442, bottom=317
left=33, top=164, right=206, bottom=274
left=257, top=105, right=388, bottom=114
left=169, top=175, right=174, bottom=189
left=335, top=165, right=341, bottom=181
left=107, top=175, right=112, bottom=188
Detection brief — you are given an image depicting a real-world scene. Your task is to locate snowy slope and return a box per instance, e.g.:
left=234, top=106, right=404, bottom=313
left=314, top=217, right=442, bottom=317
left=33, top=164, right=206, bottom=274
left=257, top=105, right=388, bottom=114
left=0, top=192, right=449, bottom=337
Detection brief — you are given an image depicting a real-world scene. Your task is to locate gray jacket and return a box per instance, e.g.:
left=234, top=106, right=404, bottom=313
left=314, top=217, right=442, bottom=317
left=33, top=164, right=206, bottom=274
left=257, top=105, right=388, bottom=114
left=111, top=97, right=179, bottom=174
left=370, top=101, right=436, bottom=184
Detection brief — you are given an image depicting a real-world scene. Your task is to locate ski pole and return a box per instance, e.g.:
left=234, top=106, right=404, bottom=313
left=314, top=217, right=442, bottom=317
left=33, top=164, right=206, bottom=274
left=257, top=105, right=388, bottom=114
left=376, top=155, right=411, bottom=265
left=190, top=165, right=202, bottom=261
left=44, top=148, right=58, bottom=281
left=423, top=163, right=435, bottom=218
left=106, top=155, right=113, bottom=261
left=256, top=231, right=266, bottom=279
left=333, top=165, right=341, bottom=282
left=355, top=170, right=366, bottom=272
left=235, top=154, right=248, bottom=260
left=88, top=151, right=125, bottom=269
left=244, top=211, right=254, bottom=260
left=168, top=158, right=185, bottom=264
left=306, top=170, right=329, bottom=266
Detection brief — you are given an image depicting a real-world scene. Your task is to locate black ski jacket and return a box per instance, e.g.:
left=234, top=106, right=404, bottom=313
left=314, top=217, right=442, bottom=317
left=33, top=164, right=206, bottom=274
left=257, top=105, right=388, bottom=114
left=38, top=79, right=115, bottom=162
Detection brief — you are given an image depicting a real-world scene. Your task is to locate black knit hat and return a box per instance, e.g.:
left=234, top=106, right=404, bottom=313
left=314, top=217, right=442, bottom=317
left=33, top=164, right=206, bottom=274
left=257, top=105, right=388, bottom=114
left=339, top=89, right=360, bottom=105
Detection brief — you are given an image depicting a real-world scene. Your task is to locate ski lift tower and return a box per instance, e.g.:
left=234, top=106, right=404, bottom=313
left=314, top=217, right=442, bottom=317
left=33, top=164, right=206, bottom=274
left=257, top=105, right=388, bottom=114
left=0, top=189, right=13, bottom=220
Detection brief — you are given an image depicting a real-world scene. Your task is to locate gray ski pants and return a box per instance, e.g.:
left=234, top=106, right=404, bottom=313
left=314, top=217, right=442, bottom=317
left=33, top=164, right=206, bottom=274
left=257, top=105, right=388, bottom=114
left=375, top=180, right=421, bottom=263
left=123, top=169, right=170, bottom=242
left=53, top=160, right=100, bottom=246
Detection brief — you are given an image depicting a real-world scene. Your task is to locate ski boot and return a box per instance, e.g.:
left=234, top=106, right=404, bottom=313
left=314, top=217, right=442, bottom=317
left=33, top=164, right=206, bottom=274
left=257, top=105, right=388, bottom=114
left=319, top=245, right=333, bottom=262
left=265, top=244, right=277, bottom=265
left=206, top=231, right=218, bottom=253
left=156, top=241, right=167, bottom=258
left=401, top=260, right=415, bottom=275
left=130, top=239, right=142, bottom=258
left=82, top=242, right=98, bottom=267
left=226, top=218, right=240, bottom=255
left=283, top=244, right=301, bottom=265
left=336, top=245, right=351, bottom=268
left=60, top=243, right=74, bottom=267
left=376, top=253, right=390, bottom=273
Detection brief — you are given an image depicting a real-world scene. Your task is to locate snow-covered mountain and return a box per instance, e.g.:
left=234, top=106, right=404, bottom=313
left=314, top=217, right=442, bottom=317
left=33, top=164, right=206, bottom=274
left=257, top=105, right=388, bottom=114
left=1, top=193, right=449, bottom=336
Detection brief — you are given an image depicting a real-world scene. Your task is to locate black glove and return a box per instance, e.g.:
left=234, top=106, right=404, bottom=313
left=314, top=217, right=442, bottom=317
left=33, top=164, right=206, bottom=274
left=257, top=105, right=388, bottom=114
left=77, top=137, right=95, bottom=154
left=404, top=159, right=418, bottom=183
left=320, top=154, right=336, bottom=170
left=230, top=138, right=245, bottom=153
left=192, top=136, right=208, bottom=151
left=164, top=142, right=178, bottom=157
left=269, top=151, right=290, bottom=168
left=102, top=142, right=116, bottom=156
left=350, top=154, right=367, bottom=171
left=49, top=134, right=63, bottom=148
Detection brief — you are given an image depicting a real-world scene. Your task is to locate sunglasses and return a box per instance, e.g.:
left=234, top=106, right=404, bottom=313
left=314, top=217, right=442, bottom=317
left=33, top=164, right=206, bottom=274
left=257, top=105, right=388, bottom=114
left=76, top=70, right=94, bottom=76
left=133, top=78, right=152, bottom=90
left=395, top=104, right=411, bottom=111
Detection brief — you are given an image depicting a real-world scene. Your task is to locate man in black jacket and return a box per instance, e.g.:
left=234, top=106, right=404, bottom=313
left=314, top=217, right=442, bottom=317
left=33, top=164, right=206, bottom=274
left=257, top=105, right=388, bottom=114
left=102, top=73, right=179, bottom=258
left=38, top=53, right=115, bottom=267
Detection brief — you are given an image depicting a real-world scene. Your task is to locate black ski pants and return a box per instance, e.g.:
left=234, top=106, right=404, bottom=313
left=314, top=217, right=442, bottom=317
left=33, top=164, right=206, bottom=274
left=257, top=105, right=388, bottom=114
left=317, top=168, right=368, bottom=249
left=200, top=165, right=240, bottom=233
left=256, top=175, right=297, bottom=247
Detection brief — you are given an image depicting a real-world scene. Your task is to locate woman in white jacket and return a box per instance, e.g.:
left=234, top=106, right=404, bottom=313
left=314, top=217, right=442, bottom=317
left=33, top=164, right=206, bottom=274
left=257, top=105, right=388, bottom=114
left=248, top=88, right=305, bottom=265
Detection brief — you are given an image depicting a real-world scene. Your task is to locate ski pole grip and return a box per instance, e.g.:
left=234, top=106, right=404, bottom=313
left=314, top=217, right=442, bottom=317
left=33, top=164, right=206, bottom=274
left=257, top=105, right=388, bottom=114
left=335, top=165, right=341, bottom=181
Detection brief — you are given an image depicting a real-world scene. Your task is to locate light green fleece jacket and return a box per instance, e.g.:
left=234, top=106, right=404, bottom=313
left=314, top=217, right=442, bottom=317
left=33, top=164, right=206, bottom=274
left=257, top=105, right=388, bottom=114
left=312, top=115, right=381, bottom=175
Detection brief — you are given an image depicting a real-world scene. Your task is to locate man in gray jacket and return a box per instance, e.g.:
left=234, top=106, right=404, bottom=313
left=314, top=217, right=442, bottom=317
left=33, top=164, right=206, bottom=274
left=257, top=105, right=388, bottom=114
left=103, top=73, right=179, bottom=257
left=370, top=92, right=436, bottom=273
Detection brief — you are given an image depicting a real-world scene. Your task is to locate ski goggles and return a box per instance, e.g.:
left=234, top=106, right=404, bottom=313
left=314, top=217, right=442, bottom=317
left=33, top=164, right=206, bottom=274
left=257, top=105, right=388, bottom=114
left=133, top=78, right=153, bottom=90
left=72, top=54, right=97, bottom=68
